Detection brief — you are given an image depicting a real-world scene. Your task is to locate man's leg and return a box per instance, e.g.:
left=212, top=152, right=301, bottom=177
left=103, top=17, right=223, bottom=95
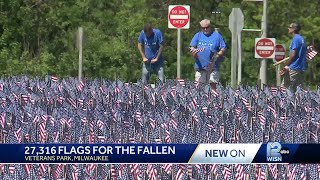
left=281, top=70, right=290, bottom=88
left=209, top=70, right=219, bottom=91
left=156, top=64, right=165, bottom=82
left=142, top=63, right=150, bottom=84
left=289, top=70, right=304, bottom=91
left=195, top=71, right=201, bottom=82
left=195, top=70, right=209, bottom=84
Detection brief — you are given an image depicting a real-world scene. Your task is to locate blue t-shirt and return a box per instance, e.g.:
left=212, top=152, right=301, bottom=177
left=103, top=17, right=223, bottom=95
left=289, top=34, right=307, bottom=71
left=138, top=29, right=164, bottom=65
left=190, top=31, right=226, bottom=70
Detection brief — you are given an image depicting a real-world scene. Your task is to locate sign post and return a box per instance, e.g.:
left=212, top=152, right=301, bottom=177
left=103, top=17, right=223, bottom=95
left=78, top=27, right=83, bottom=81
left=274, top=44, right=286, bottom=86
left=243, top=0, right=270, bottom=88
left=260, top=0, right=268, bottom=87
left=168, top=5, right=190, bottom=79
left=229, top=8, right=244, bottom=88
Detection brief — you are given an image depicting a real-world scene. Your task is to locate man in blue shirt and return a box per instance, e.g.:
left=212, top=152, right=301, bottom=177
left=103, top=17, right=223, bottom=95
left=190, top=19, right=226, bottom=90
left=138, top=23, right=164, bottom=84
left=280, top=22, right=307, bottom=90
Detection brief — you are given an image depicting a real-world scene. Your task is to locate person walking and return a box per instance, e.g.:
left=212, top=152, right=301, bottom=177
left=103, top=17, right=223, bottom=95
left=280, top=22, right=307, bottom=91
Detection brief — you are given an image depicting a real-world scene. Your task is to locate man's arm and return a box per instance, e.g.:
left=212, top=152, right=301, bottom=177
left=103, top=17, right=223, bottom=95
left=217, top=35, right=227, bottom=57
left=155, top=44, right=164, bottom=59
left=151, top=44, right=164, bottom=63
left=217, top=48, right=225, bottom=57
left=151, top=30, right=164, bottom=63
left=138, top=43, right=148, bottom=62
left=190, top=33, right=199, bottom=58
left=280, top=49, right=296, bottom=75
left=285, top=49, right=296, bottom=67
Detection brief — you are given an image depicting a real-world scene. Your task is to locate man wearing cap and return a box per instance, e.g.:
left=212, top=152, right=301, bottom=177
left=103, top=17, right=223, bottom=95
left=190, top=19, right=226, bottom=90
left=138, top=23, right=164, bottom=84
left=280, top=22, right=307, bottom=90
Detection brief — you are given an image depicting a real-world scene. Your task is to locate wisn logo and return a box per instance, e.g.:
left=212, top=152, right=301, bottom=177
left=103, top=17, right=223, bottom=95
left=266, top=142, right=289, bottom=162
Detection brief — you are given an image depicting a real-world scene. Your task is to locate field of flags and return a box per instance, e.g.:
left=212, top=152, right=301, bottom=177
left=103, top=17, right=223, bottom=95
left=0, top=76, right=319, bottom=179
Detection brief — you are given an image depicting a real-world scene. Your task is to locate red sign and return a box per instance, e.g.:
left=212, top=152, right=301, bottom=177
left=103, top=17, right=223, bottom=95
left=168, top=5, right=190, bottom=29
left=274, top=44, right=286, bottom=61
left=255, top=38, right=275, bottom=58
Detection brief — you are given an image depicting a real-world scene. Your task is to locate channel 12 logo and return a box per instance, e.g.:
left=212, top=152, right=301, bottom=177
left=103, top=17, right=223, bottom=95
left=266, top=142, right=290, bottom=162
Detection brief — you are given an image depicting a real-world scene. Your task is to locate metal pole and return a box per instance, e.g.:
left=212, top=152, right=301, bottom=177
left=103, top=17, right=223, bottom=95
left=231, top=34, right=237, bottom=89
left=276, top=65, right=281, bottom=86
left=237, top=33, right=242, bottom=85
left=231, top=16, right=238, bottom=89
left=177, top=29, right=181, bottom=79
left=259, top=0, right=267, bottom=87
left=78, top=27, right=83, bottom=81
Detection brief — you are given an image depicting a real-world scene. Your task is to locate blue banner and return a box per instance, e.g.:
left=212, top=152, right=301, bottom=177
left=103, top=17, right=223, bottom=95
left=1, top=143, right=320, bottom=163
left=1, top=144, right=197, bottom=163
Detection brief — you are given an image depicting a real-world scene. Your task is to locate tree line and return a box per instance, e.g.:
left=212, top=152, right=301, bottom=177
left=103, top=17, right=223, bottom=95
left=0, top=0, right=319, bottom=87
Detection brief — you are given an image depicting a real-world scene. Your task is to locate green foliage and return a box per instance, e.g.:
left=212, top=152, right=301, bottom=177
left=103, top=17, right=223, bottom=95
left=0, top=0, right=319, bottom=86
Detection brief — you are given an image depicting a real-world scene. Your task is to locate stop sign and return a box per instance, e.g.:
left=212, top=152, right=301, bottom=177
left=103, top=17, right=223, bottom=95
left=274, top=44, right=286, bottom=61
left=255, top=38, right=276, bottom=58
left=168, top=5, right=190, bottom=29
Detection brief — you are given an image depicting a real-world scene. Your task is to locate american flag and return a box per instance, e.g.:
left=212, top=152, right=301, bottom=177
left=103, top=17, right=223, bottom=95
left=235, top=164, right=246, bottom=180
left=71, top=164, right=79, bottom=180
left=85, top=164, right=96, bottom=178
left=223, top=165, right=232, bottom=180
left=175, top=164, right=187, bottom=180
left=146, top=164, right=157, bottom=180
left=162, top=164, right=172, bottom=175
left=306, top=45, right=318, bottom=61
left=111, top=164, right=117, bottom=180
left=268, top=164, right=278, bottom=179
left=53, top=164, right=64, bottom=179
left=189, top=47, right=205, bottom=54
left=255, top=165, right=266, bottom=180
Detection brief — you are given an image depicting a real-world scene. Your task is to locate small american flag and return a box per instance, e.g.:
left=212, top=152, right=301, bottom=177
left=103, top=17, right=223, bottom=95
left=306, top=45, right=318, bottom=61
left=223, top=165, right=232, bottom=180
left=51, top=76, right=58, bottom=82
left=189, top=47, right=205, bottom=54
left=162, top=164, right=172, bottom=175
left=111, top=164, right=116, bottom=180
left=146, top=164, right=157, bottom=180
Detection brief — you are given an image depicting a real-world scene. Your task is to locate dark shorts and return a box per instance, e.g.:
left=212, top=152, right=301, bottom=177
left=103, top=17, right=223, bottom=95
left=282, top=69, right=304, bottom=89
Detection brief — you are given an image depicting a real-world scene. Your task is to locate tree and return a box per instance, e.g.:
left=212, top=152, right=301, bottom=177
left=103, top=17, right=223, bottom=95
left=0, top=0, right=318, bottom=87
